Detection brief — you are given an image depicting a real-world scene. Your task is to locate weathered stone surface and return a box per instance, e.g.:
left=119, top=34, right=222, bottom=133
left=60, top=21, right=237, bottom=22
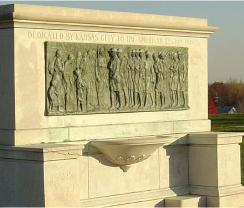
left=0, top=4, right=217, bottom=145
left=4, top=4, right=243, bottom=208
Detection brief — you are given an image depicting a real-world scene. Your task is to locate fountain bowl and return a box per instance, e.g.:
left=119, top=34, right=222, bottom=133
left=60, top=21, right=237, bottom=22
left=90, top=135, right=173, bottom=172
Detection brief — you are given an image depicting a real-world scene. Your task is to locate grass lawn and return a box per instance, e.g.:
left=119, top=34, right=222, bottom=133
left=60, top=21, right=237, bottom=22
left=208, top=113, right=244, bottom=185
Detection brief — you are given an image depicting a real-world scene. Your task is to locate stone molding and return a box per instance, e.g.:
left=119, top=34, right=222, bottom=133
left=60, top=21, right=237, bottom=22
left=0, top=119, right=211, bottom=146
left=0, top=144, right=83, bottom=161
left=80, top=186, right=189, bottom=207
left=188, top=132, right=243, bottom=144
left=189, top=184, right=244, bottom=197
left=0, top=4, right=218, bottom=37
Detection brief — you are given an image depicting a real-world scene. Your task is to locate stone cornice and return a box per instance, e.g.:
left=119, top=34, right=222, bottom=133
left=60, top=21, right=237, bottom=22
left=0, top=4, right=218, bottom=38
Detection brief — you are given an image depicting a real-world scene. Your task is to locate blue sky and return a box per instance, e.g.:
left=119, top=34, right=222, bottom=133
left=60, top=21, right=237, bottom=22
left=0, top=1, right=243, bottom=83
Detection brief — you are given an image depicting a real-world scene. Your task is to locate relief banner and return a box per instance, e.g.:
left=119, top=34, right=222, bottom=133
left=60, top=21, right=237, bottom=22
left=45, top=42, right=189, bottom=115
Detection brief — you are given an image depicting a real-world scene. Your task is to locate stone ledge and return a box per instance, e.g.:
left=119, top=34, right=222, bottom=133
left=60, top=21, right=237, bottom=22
left=80, top=186, right=189, bottom=207
left=188, top=132, right=243, bottom=145
left=189, top=184, right=244, bottom=197
left=0, top=119, right=211, bottom=146
left=207, top=192, right=244, bottom=207
left=0, top=144, right=83, bottom=161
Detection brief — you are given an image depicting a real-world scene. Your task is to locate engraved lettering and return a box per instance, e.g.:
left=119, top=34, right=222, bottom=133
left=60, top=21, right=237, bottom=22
left=185, top=39, right=200, bottom=45
left=75, top=34, right=81, bottom=41
left=127, top=36, right=135, bottom=43
left=28, top=30, right=196, bottom=47
left=47, top=32, right=52, bottom=39
left=165, top=38, right=183, bottom=45
left=118, top=36, right=125, bottom=42
left=101, top=35, right=115, bottom=42
left=28, top=31, right=33, bottom=38
left=138, top=37, right=164, bottom=45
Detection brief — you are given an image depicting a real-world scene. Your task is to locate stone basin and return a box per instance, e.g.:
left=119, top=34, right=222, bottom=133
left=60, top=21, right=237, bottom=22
left=90, top=136, right=173, bottom=172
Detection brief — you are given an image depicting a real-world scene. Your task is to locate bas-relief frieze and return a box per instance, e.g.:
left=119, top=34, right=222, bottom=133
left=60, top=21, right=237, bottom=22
left=45, top=42, right=189, bottom=115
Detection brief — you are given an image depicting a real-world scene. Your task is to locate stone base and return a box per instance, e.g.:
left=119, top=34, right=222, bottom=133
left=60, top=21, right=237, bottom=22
left=165, top=195, right=206, bottom=207
left=207, top=192, right=244, bottom=207
left=1, top=132, right=244, bottom=207
left=188, top=132, right=244, bottom=207
left=80, top=186, right=188, bottom=207
left=0, top=144, right=82, bottom=207
left=0, top=140, right=190, bottom=207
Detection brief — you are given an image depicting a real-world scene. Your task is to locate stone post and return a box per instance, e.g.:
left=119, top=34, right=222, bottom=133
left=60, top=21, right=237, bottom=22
left=188, top=132, right=244, bottom=207
left=0, top=144, right=82, bottom=207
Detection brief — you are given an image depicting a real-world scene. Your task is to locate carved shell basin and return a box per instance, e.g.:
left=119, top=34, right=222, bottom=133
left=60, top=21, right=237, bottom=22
left=90, top=136, right=173, bottom=171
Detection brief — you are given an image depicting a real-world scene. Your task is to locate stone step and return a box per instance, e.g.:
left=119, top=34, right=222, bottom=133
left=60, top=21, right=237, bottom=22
left=165, top=195, right=206, bottom=207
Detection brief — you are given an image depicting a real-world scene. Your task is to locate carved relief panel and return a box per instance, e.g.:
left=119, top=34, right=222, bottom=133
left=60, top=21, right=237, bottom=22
left=45, top=41, right=189, bottom=115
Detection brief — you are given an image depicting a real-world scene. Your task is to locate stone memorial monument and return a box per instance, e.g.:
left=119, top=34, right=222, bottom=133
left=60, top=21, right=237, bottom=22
left=0, top=4, right=243, bottom=207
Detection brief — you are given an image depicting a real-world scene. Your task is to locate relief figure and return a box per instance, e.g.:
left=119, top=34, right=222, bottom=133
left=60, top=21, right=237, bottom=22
left=144, top=51, right=155, bottom=107
left=47, top=80, right=59, bottom=112
left=152, top=53, right=160, bottom=108
left=108, top=48, right=123, bottom=109
left=133, top=50, right=140, bottom=107
left=170, top=52, right=180, bottom=107
left=76, top=51, right=82, bottom=70
left=96, top=47, right=110, bottom=109
left=86, top=50, right=98, bottom=110
left=156, top=52, right=168, bottom=108
left=127, top=50, right=135, bottom=107
left=48, top=49, right=66, bottom=112
left=76, top=52, right=89, bottom=111
left=138, top=49, right=146, bottom=108
left=178, top=51, right=187, bottom=107
left=118, top=49, right=129, bottom=108
left=74, top=68, right=86, bottom=112
left=64, top=54, right=76, bottom=111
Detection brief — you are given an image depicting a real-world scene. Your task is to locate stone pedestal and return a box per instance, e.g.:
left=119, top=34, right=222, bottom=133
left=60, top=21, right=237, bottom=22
left=188, top=132, right=244, bottom=207
left=0, top=144, right=82, bottom=207
left=0, top=3, right=242, bottom=208
left=0, top=4, right=216, bottom=146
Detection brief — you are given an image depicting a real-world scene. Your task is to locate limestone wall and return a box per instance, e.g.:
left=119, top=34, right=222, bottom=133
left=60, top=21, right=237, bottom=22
left=0, top=4, right=217, bottom=145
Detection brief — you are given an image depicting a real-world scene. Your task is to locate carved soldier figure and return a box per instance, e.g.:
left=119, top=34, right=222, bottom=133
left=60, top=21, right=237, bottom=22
left=138, top=49, right=146, bottom=108
left=170, top=52, right=180, bottom=107
left=86, top=49, right=98, bottom=110
left=117, top=48, right=129, bottom=108
left=75, top=52, right=89, bottom=111
left=133, top=49, right=140, bottom=107
left=64, top=54, right=76, bottom=111
left=152, top=53, right=161, bottom=108
left=178, top=51, right=187, bottom=107
left=48, top=49, right=66, bottom=112
left=156, top=52, right=167, bottom=108
left=162, top=51, right=171, bottom=107
left=127, top=50, right=135, bottom=106
left=74, top=68, right=86, bottom=112
left=107, top=48, right=123, bottom=109
left=144, top=50, right=156, bottom=107
left=96, top=47, right=110, bottom=109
